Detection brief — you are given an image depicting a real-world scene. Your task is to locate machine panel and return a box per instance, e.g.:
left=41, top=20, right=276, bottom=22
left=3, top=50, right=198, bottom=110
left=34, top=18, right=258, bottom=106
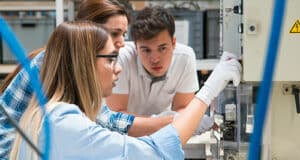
left=243, top=0, right=300, bottom=81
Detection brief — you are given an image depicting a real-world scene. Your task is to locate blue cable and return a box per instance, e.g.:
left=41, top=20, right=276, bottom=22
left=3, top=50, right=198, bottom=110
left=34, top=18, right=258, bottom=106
left=248, top=0, right=286, bottom=160
left=0, top=16, right=50, bottom=160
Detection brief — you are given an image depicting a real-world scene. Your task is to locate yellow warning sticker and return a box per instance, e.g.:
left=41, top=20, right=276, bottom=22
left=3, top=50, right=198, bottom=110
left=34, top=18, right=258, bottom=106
left=290, top=20, right=300, bottom=33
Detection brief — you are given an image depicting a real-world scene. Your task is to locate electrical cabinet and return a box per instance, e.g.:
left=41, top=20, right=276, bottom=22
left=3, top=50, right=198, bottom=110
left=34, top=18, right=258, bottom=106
left=243, top=0, right=300, bottom=81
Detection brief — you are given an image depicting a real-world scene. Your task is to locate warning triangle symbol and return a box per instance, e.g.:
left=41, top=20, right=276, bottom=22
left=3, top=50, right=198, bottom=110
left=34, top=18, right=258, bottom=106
left=290, top=20, right=300, bottom=33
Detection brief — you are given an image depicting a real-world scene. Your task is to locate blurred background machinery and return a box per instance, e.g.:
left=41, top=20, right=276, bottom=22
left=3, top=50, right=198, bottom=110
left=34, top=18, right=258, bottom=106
left=0, top=12, right=55, bottom=63
left=0, top=0, right=74, bottom=64
left=0, top=0, right=74, bottom=80
left=0, top=0, right=220, bottom=64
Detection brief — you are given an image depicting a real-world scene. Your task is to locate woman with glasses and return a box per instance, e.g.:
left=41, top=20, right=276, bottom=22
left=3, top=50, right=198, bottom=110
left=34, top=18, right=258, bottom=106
left=10, top=20, right=241, bottom=160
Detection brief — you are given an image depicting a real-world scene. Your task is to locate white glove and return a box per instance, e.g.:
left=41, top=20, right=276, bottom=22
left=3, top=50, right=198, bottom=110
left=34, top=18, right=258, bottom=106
left=196, top=51, right=241, bottom=106
left=195, top=115, right=214, bottom=135
left=220, top=51, right=241, bottom=61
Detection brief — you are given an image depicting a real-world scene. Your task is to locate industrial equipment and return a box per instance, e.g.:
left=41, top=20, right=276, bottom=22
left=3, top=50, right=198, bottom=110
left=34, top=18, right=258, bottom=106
left=218, top=0, right=300, bottom=159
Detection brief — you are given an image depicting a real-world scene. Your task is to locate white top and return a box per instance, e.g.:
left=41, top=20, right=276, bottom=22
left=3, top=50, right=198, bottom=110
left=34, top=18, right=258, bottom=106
left=113, top=42, right=199, bottom=115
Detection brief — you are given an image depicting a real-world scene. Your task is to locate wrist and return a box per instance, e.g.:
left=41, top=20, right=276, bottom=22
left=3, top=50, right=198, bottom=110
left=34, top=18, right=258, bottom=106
left=195, top=85, right=214, bottom=106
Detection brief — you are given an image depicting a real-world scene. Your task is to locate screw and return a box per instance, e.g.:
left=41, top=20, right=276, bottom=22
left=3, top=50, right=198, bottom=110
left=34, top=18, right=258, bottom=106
left=249, top=25, right=256, bottom=32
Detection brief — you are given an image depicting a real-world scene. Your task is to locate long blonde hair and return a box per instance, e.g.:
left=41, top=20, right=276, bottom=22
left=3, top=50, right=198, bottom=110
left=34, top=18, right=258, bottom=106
left=10, top=21, right=109, bottom=159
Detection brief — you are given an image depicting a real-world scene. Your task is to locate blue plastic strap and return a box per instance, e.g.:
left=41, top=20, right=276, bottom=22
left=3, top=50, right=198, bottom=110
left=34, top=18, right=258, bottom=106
left=248, top=0, right=286, bottom=159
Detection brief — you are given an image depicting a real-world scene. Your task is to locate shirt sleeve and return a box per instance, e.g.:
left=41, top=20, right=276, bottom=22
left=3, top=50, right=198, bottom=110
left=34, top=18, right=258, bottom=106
left=0, top=68, right=33, bottom=158
left=0, top=69, right=32, bottom=120
left=176, top=45, right=199, bottom=93
left=42, top=103, right=184, bottom=160
left=112, top=42, right=135, bottom=94
left=0, top=51, right=44, bottom=158
left=96, top=105, right=135, bottom=134
left=0, top=51, right=44, bottom=120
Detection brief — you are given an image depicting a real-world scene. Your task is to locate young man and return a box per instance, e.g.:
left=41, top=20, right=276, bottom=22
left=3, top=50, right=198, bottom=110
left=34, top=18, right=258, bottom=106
left=106, top=6, right=215, bottom=136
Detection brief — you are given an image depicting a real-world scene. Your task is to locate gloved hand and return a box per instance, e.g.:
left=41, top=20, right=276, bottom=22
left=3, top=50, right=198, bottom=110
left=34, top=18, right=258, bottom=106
left=196, top=51, right=241, bottom=106
left=194, top=115, right=215, bottom=135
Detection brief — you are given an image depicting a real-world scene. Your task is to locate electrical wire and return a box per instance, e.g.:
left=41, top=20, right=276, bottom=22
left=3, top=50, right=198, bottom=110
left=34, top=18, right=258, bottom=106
left=0, top=16, right=50, bottom=160
left=248, top=0, right=286, bottom=159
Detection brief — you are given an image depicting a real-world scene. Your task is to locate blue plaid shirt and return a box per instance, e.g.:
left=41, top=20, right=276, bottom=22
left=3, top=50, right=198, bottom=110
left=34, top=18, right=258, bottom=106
left=0, top=51, right=135, bottom=159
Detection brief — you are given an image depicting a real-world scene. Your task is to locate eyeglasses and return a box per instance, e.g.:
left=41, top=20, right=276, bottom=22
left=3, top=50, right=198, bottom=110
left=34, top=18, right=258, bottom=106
left=96, top=52, right=118, bottom=68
